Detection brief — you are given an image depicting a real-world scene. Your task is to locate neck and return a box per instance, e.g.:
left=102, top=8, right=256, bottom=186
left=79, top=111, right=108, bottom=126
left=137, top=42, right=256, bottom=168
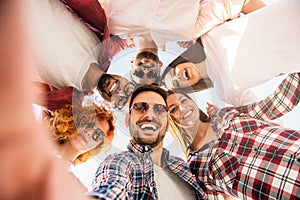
left=190, top=120, right=211, bottom=151
left=138, top=34, right=158, bottom=53
left=81, top=63, right=104, bottom=91
left=150, top=142, right=164, bottom=167
left=194, top=60, right=209, bottom=80
left=56, top=142, right=80, bottom=164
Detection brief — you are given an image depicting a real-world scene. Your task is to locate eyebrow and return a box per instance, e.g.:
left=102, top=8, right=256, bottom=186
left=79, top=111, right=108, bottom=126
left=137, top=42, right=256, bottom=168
left=173, top=79, right=180, bottom=88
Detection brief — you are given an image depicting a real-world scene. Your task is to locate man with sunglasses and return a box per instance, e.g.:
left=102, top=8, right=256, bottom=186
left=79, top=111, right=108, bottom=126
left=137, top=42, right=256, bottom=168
left=90, top=85, right=207, bottom=199
left=130, top=34, right=163, bottom=86
left=97, top=74, right=136, bottom=111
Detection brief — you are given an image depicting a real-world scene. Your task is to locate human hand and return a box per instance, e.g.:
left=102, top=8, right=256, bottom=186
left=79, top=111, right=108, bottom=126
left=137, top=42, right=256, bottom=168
left=177, top=40, right=195, bottom=49
left=206, top=102, right=218, bottom=116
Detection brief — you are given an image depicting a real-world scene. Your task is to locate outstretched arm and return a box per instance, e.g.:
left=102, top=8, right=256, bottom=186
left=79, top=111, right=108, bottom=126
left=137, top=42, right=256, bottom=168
left=242, top=0, right=267, bottom=14
left=238, top=73, right=300, bottom=121
left=0, top=2, right=91, bottom=199
left=90, top=155, right=132, bottom=199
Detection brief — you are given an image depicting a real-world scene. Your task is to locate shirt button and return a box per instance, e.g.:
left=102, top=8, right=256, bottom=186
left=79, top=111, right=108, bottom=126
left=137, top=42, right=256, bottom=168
left=146, top=159, right=151, bottom=164
left=150, top=182, right=155, bottom=187
left=144, top=146, right=149, bottom=151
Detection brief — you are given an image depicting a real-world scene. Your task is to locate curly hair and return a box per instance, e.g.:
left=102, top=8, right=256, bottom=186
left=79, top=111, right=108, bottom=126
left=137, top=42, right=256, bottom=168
left=45, top=103, right=115, bottom=164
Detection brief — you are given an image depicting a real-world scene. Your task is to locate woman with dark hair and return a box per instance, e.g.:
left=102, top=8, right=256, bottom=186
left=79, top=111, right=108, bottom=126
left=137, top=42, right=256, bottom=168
left=162, top=0, right=300, bottom=107
left=161, top=42, right=213, bottom=94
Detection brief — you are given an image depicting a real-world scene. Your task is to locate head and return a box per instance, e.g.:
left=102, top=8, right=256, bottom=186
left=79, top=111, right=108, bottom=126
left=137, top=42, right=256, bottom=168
left=45, top=104, right=115, bottom=164
left=130, top=51, right=162, bottom=85
left=166, top=91, right=209, bottom=154
left=97, top=74, right=136, bottom=111
left=161, top=42, right=213, bottom=92
left=126, top=85, right=169, bottom=149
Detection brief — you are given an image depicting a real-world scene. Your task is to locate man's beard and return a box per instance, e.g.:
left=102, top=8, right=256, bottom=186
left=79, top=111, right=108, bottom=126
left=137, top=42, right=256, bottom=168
left=133, top=130, right=166, bottom=148
left=129, top=119, right=167, bottom=148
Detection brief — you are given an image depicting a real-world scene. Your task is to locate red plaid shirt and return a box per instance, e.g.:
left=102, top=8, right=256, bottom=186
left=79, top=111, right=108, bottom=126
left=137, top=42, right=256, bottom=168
left=189, top=73, right=300, bottom=200
left=91, top=140, right=207, bottom=199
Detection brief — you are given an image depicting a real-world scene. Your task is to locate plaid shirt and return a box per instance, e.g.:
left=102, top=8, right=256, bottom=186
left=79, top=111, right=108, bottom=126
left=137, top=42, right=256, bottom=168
left=91, top=140, right=207, bottom=200
left=189, top=73, right=300, bottom=200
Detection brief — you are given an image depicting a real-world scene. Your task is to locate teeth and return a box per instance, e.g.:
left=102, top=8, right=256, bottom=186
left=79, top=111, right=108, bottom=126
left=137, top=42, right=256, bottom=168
left=110, top=82, right=116, bottom=93
left=140, top=124, right=158, bottom=130
left=183, top=69, right=188, bottom=80
left=183, top=110, right=192, bottom=119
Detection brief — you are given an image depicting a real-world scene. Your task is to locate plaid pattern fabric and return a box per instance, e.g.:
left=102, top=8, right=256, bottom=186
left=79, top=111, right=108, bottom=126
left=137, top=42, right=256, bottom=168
left=91, top=140, right=207, bottom=200
left=189, top=73, right=300, bottom=200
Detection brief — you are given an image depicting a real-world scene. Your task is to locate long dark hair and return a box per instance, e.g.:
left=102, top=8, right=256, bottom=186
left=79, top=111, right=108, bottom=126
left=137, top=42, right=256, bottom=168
left=161, top=40, right=213, bottom=92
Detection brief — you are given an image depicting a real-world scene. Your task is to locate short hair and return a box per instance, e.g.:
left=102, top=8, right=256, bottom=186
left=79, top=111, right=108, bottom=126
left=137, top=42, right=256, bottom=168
left=129, top=84, right=168, bottom=109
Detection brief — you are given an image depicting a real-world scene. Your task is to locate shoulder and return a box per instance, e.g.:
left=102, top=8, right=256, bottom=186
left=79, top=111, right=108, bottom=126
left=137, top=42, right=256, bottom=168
left=101, top=151, right=141, bottom=167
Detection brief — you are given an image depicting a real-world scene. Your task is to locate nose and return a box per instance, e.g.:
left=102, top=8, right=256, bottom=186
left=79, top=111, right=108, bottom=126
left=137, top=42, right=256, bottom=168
left=144, top=106, right=156, bottom=118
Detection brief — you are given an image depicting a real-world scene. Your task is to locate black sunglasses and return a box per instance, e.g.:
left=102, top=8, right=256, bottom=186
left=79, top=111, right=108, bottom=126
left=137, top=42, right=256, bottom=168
left=133, top=69, right=159, bottom=79
left=130, top=102, right=168, bottom=116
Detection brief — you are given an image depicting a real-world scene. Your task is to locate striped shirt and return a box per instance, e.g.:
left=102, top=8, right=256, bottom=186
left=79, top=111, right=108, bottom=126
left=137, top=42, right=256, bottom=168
left=189, top=73, right=300, bottom=200
left=91, top=140, right=207, bottom=199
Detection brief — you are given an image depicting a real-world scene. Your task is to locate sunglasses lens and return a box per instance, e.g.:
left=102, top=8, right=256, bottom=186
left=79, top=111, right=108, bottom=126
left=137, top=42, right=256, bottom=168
left=134, top=70, right=144, bottom=78
left=116, top=96, right=128, bottom=110
left=131, top=102, right=167, bottom=116
left=92, top=128, right=104, bottom=143
left=153, top=104, right=167, bottom=115
left=147, top=70, right=157, bottom=79
left=132, top=102, right=148, bottom=115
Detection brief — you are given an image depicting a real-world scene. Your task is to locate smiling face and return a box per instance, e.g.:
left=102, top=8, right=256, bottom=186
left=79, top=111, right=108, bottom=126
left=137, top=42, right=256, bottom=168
left=164, top=62, right=201, bottom=89
left=167, top=93, right=199, bottom=126
left=128, top=91, right=168, bottom=148
left=131, top=51, right=161, bottom=85
left=70, top=115, right=110, bottom=152
left=98, top=74, right=135, bottom=110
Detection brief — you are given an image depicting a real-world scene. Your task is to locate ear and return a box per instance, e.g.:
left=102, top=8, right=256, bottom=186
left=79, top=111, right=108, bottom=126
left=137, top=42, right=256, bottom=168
left=125, top=113, right=130, bottom=128
left=159, top=61, right=163, bottom=68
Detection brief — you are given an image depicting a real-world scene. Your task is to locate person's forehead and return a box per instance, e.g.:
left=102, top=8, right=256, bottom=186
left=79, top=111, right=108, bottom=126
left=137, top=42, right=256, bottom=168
left=133, top=91, right=165, bottom=105
left=167, top=93, right=182, bottom=103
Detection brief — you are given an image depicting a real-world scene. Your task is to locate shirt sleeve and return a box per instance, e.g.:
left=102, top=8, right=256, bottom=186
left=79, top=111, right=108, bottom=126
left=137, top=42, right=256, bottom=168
left=90, top=155, right=132, bottom=199
left=209, top=106, right=239, bottom=134
left=237, top=73, right=300, bottom=121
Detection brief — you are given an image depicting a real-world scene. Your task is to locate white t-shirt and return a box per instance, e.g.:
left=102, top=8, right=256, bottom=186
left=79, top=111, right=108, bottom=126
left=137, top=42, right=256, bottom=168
left=154, top=164, right=196, bottom=200
left=202, top=0, right=300, bottom=106
left=24, top=0, right=101, bottom=90
left=99, top=0, right=244, bottom=49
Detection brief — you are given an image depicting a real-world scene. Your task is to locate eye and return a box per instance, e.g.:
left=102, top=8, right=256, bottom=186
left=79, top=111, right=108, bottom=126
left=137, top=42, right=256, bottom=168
left=181, top=98, right=187, bottom=104
left=169, top=105, right=179, bottom=114
left=154, top=104, right=166, bottom=114
left=133, top=102, right=147, bottom=113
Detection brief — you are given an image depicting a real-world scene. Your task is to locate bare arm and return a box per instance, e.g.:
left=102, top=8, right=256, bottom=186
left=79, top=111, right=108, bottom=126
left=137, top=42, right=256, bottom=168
left=242, top=0, right=267, bottom=14
left=0, top=1, right=90, bottom=199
